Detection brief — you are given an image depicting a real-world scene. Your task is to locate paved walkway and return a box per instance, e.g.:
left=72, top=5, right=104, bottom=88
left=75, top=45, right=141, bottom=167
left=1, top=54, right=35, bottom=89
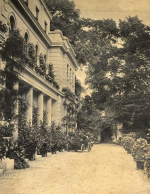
left=1, top=144, right=150, bottom=194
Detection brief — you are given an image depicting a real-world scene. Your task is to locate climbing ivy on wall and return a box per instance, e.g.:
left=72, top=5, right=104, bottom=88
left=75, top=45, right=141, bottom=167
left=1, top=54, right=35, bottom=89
left=27, top=43, right=36, bottom=68
left=0, top=29, right=26, bottom=122
left=32, top=106, right=39, bottom=126
left=43, top=110, right=48, bottom=126
left=62, top=87, right=77, bottom=132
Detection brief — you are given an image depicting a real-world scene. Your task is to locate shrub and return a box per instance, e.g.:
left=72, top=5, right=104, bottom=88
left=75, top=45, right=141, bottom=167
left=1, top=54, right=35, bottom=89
left=121, top=136, right=135, bottom=153
left=50, top=122, right=67, bottom=153
left=6, top=141, right=29, bottom=169
left=131, top=138, right=148, bottom=161
left=144, top=144, right=150, bottom=178
left=13, top=145, right=29, bottom=169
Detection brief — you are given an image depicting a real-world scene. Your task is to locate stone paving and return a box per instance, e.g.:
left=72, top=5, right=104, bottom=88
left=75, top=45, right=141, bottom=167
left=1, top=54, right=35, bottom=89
left=1, top=144, right=150, bottom=194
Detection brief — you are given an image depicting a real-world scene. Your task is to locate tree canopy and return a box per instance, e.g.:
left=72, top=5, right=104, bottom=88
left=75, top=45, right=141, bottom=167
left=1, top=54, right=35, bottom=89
left=44, top=0, right=150, bottom=135
left=77, top=95, right=102, bottom=138
left=85, top=16, right=150, bottom=133
left=44, top=0, right=81, bottom=45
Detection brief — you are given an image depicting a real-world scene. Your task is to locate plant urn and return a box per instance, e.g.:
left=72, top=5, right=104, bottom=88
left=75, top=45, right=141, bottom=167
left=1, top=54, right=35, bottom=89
left=136, top=160, right=144, bottom=170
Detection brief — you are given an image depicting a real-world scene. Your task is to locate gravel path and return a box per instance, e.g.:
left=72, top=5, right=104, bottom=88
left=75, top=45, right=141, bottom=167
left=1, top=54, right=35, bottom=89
left=1, top=144, right=150, bottom=194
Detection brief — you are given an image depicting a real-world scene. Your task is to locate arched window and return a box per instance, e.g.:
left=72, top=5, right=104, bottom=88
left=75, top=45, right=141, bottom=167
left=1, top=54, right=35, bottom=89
left=10, top=16, right=15, bottom=33
left=24, top=32, right=28, bottom=56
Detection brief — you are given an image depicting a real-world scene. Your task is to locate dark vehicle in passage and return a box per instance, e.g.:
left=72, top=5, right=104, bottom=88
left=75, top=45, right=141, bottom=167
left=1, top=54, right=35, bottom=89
left=67, top=136, right=93, bottom=152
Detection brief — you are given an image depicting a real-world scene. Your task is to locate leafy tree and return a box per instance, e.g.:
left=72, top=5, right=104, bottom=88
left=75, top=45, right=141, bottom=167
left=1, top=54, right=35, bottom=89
left=85, top=16, right=150, bottom=134
left=77, top=95, right=102, bottom=140
left=44, top=0, right=81, bottom=45
left=75, top=77, right=83, bottom=97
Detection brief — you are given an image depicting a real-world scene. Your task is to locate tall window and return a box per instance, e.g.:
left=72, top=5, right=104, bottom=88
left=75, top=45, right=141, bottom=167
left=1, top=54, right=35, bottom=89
left=44, top=54, right=46, bottom=64
left=24, top=33, right=28, bottom=56
left=70, top=68, right=72, bottom=85
left=36, top=7, right=39, bottom=21
left=35, top=45, right=38, bottom=65
left=72, top=72, right=74, bottom=87
left=67, top=65, right=69, bottom=79
left=9, top=16, right=15, bottom=34
left=44, top=21, right=47, bottom=33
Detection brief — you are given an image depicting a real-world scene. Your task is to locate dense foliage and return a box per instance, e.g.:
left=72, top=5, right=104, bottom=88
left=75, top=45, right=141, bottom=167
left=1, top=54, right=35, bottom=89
left=83, top=17, right=150, bottom=135
left=0, top=29, right=26, bottom=121
left=77, top=95, right=102, bottom=141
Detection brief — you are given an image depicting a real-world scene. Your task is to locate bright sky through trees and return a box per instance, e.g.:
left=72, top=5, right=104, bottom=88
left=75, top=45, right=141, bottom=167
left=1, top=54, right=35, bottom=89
left=73, top=0, right=150, bottom=25
left=75, top=0, right=150, bottom=94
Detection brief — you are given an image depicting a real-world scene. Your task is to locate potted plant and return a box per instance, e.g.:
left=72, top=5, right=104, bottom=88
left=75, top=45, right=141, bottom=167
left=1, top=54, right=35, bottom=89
left=46, top=63, right=55, bottom=82
left=18, top=124, right=39, bottom=161
left=13, top=144, right=29, bottom=169
left=45, top=74, right=53, bottom=83
left=38, top=121, right=49, bottom=157
left=39, top=140, right=48, bottom=157
left=27, top=43, right=36, bottom=69
left=53, top=80, right=59, bottom=90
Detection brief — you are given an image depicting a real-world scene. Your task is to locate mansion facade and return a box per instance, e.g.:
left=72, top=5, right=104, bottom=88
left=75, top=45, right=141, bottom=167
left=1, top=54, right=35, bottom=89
left=0, top=0, right=78, bottom=140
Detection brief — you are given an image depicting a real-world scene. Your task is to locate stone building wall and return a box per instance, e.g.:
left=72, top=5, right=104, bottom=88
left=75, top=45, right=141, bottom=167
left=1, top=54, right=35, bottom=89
left=0, top=0, right=78, bottom=139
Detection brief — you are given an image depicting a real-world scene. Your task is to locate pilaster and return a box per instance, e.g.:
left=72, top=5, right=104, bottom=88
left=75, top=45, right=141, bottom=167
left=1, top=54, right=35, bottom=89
left=47, top=97, right=52, bottom=125
left=52, top=95, right=62, bottom=125
left=26, top=87, right=33, bottom=125
left=37, top=92, right=43, bottom=123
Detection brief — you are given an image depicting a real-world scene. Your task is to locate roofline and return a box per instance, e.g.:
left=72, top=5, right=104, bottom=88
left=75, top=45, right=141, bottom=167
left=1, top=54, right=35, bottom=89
left=39, top=0, right=52, bottom=20
left=49, top=30, right=79, bottom=70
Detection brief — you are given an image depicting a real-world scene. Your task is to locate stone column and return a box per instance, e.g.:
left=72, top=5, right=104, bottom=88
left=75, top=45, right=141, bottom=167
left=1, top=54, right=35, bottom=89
left=13, top=81, right=19, bottom=141
left=47, top=98, right=52, bottom=126
left=56, top=95, right=61, bottom=125
left=26, top=87, right=33, bottom=126
left=38, top=92, right=43, bottom=124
